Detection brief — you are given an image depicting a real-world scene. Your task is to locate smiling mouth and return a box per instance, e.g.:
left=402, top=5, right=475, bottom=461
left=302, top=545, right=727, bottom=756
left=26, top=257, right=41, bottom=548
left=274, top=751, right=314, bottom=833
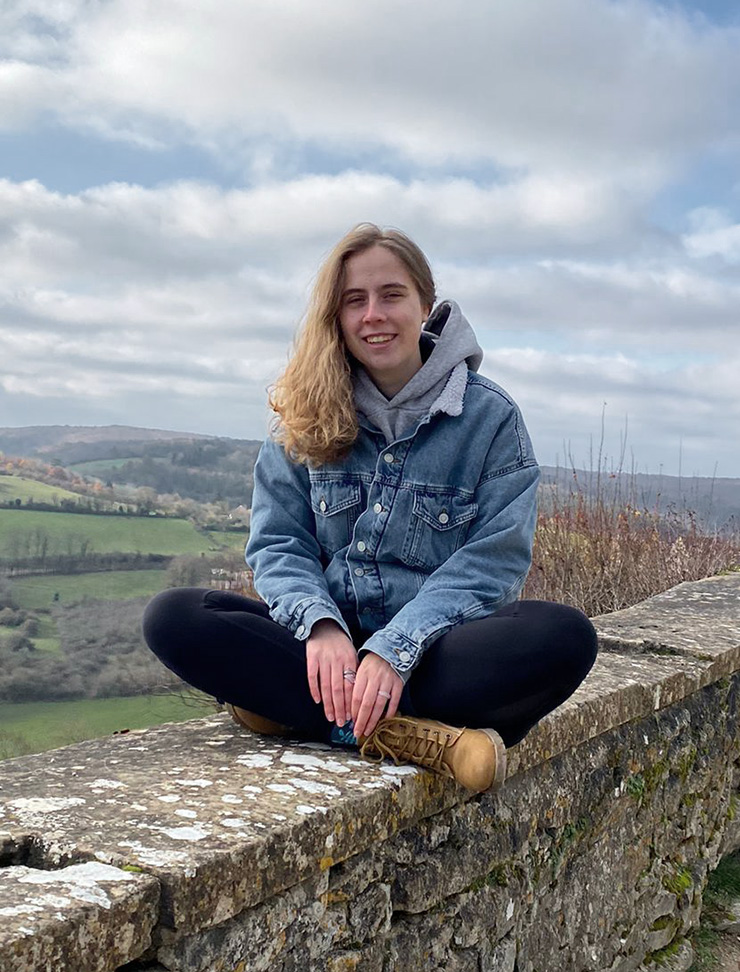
left=364, top=334, right=395, bottom=344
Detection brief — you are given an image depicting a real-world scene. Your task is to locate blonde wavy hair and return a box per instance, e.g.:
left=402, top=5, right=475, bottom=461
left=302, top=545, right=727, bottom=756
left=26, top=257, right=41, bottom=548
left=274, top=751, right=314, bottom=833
left=269, top=223, right=436, bottom=466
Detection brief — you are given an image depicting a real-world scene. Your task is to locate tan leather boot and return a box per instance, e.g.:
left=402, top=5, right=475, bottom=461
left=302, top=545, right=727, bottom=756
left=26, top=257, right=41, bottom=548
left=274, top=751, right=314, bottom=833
left=225, top=703, right=294, bottom=738
left=359, top=716, right=506, bottom=793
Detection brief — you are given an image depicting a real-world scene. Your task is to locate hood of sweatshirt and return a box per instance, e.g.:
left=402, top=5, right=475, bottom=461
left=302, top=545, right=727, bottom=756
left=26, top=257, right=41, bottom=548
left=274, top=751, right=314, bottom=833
left=353, top=300, right=483, bottom=443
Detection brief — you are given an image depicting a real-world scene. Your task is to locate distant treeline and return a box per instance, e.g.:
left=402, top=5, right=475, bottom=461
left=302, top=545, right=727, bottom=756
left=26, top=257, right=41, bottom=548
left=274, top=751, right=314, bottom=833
left=2, top=552, right=171, bottom=576
left=0, top=499, right=156, bottom=516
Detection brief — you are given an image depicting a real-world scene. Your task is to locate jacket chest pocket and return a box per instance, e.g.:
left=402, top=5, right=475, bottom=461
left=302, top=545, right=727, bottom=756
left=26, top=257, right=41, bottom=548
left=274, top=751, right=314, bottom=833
left=401, top=493, right=478, bottom=571
left=311, top=482, right=363, bottom=556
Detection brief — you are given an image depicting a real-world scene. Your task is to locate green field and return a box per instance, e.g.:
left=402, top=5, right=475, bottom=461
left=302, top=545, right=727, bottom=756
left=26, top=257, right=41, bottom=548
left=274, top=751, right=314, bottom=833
left=0, top=508, right=219, bottom=556
left=0, top=693, right=218, bottom=759
left=11, top=569, right=168, bottom=610
left=67, top=458, right=140, bottom=474
left=205, top=529, right=248, bottom=551
left=0, top=475, right=92, bottom=506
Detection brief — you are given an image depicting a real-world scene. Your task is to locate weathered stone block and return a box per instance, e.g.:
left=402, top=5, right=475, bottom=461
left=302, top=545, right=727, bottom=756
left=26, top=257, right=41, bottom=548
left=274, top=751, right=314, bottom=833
left=0, top=861, right=158, bottom=972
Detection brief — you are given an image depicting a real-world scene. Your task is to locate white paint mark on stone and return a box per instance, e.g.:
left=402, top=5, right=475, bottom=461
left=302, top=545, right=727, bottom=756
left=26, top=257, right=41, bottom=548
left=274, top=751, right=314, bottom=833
left=363, top=781, right=387, bottom=789
left=88, top=779, right=125, bottom=789
left=242, top=785, right=262, bottom=793
left=158, top=795, right=181, bottom=803
left=9, top=797, right=85, bottom=815
left=379, top=765, right=420, bottom=776
left=267, top=783, right=296, bottom=794
left=131, top=804, right=148, bottom=812
left=18, top=863, right=135, bottom=910
left=175, top=809, right=198, bottom=819
left=236, top=754, right=274, bottom=768
left=272, top=814, right=287, bottom=821
left=221, top=818, right=247, bottom=828
left=291, top=779, right=341, bottom=798
left=173, top=778, right=213, bottom=788
left=222, top=795, right=243, bottom=804
left=295, top=805, right=328, bottom=815
left=117, top=841, right=190, bottom=866
left=204, top=741, right=227, bottom=746
left=280, top=752, right=350, bottom=774
left=506, top=900, right=515, bottom=920
left=156, top=825, right=209, bottom=841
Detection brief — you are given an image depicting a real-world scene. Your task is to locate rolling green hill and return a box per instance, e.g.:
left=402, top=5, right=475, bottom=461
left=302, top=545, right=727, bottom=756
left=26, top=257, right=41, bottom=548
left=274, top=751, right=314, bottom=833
left=0, top=475, right=93, bottom=506
left=0, top=508, right=222, bottom=558
left=11, top=569, right=168, bottom=610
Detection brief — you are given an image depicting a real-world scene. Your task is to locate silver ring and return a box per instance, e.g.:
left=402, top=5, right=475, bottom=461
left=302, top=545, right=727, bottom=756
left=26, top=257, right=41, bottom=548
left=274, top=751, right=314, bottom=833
left=343, top=669, right=356, bottom=683
left=377, top=690, right=392, bottom=700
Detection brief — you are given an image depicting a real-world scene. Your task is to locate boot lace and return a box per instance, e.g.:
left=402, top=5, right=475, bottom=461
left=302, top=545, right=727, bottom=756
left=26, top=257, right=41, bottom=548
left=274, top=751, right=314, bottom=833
left=360, top=719, right=457, bottom=779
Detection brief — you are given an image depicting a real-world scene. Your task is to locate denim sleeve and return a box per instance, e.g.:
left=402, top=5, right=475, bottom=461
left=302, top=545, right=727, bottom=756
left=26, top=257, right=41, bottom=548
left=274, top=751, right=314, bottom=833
left=245, top=439, right=350, bottom=641
left=360, top=420, right=540, bottom=682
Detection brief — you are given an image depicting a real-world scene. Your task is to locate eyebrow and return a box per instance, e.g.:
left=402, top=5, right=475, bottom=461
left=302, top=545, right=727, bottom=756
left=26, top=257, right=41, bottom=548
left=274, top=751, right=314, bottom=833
left=341, top=282, right=410, bottom=297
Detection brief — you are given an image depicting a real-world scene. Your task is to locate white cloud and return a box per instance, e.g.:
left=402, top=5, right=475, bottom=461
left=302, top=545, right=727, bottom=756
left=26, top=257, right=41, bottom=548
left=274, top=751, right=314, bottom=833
left=0, top=1, right=738, bottom=474
left=3, top=0, right=740, bottom=180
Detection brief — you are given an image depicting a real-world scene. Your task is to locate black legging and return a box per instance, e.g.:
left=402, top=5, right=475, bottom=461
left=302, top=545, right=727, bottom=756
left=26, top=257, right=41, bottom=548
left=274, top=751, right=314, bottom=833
left=143, top=589, right=597, bottom=748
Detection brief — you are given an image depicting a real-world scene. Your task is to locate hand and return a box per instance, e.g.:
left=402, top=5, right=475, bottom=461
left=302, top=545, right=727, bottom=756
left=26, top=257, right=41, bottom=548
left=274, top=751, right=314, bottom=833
left=351, top=652, right=404, bottom=740
left=305, top=619, right=358, bottom=726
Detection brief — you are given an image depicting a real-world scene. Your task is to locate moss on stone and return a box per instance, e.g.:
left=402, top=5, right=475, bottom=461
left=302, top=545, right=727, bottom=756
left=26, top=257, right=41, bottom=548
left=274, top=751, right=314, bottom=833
left=626, top=773, right=646, bottom=802
left=663, top=864, right=692, bottom=897
left=650, top=915, right=678, bottom=932
left=645, top=937, right=683, bottom=965
left=677, top=746, right=698, bottom=784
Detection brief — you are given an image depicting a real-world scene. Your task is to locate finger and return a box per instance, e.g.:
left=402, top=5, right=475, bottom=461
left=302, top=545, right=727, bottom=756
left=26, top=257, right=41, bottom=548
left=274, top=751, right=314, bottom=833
left=306, top=650, right=321, bottom=705
left=351, top=670, right=367, bottom=726
left=386, top=682, right=402, bottom=720
left=343, top=674, right=353, bottom=717
left=319, top=659, right=334, bottom=723
left=354, top=681, right=385, bottom=739
left=331, top=662, right=346, bottom=726
left=361, top=694, right=390, bottom=740
left=342, top=663, right=356, bottom=721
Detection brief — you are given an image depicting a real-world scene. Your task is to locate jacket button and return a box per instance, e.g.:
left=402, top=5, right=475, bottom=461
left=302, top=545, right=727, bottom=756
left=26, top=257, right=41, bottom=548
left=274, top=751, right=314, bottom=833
left=398, top=650, right=411, bottom=662
left=373, top=502, right=383, bottom=514
left=438, top=511, right=449, bottom=524
left=383, top=453, right=394, bottom=463
left=319, top=499, right=327, bottom=513
left=296, top=624, right=305, bottom=638
left=354, top=567, right=365, bottom=577
left=357, top=541, right=366, bottom=552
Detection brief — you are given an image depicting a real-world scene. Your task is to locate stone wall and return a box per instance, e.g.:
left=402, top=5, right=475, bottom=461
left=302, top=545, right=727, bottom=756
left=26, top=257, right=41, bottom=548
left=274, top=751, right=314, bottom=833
left=1, top=574, right=739, bottom=972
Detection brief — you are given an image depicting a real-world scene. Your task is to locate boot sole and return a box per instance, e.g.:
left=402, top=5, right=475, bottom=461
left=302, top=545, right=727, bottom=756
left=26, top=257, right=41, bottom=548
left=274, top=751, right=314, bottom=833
left=477, top=728, right=507, bottom=789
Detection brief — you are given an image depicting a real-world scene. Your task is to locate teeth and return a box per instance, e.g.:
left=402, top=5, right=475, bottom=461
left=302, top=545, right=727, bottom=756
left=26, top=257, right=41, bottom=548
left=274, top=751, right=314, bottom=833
left=366, top=335, right=393, bottom=344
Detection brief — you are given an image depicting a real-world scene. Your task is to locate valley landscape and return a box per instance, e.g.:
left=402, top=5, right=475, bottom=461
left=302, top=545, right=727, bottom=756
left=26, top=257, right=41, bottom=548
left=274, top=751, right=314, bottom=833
left=1, top=424, right=738, bottom=761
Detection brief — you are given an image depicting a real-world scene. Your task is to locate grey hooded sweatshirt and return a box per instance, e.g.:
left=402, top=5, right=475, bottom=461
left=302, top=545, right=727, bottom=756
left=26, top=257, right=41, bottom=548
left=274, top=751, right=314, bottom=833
left=352, top=300, right=484, bottom=443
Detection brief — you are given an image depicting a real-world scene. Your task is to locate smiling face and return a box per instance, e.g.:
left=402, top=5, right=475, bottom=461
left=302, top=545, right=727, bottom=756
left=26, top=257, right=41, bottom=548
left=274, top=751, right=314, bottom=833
left=338, top=245, right=431, bottom=398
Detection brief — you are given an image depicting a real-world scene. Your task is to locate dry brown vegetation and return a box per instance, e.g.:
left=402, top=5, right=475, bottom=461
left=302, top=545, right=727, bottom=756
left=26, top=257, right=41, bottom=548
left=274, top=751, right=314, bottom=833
left=524, top=471, right=739, bottom=617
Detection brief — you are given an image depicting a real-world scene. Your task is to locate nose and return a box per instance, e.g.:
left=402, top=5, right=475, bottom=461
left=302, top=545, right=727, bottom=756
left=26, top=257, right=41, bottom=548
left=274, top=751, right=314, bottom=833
left=362, top=295, right=385, bottom=322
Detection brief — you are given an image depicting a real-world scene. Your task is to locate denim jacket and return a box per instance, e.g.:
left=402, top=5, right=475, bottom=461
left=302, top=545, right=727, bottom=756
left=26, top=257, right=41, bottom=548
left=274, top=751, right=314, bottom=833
left=246, top=368, right=539, bottom=682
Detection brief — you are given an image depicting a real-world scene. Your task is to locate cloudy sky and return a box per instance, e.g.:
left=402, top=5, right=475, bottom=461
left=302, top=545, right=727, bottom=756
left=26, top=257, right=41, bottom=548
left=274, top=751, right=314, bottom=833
left=1, top=0, right=739, bottom=477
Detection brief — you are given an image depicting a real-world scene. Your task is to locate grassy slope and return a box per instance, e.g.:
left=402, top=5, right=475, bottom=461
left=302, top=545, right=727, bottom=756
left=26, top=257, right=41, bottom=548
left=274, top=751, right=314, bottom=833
left=67, top=458, right=141, bottom=474
left=0, top=475, right=91, bottom=505
left=11, top=569, right=167, bottom=610
left=0, top=694, right=217, bottom=759
left=0, top=508, right=217, bottom=556
left=205, top=529, right=248, bottom=551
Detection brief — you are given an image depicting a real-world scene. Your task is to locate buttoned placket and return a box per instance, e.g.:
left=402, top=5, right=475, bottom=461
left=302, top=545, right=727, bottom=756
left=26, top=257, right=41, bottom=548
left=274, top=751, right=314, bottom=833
left=346, top=439, right=411, bottom=633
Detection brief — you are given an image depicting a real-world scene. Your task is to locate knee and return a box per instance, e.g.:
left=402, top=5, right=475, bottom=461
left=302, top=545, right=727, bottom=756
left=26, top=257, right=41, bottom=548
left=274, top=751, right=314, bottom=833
left=553, top=603, right=598, bottom=681
left=142, top=587, right=203, bottom=665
